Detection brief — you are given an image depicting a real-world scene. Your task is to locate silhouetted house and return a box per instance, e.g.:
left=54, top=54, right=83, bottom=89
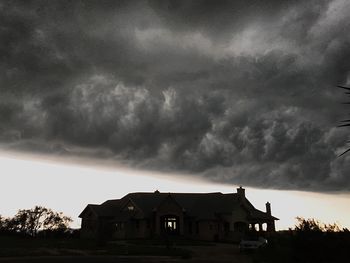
left=79, top=187, right=278, bottom=241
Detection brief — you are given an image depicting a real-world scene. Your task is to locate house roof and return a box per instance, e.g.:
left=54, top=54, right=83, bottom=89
left=79, top=191, right=279, bottom=221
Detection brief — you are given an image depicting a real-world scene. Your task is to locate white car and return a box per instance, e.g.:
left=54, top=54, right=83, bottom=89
left=239, top=237, right=268, bottom=251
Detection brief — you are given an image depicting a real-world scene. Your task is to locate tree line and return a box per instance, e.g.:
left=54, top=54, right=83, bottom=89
left=293, top=216, right=349, bottom=233
left=0, top=206, right=73, bottom=237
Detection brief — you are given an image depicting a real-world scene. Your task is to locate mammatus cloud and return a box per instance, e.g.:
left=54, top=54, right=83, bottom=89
left=1, top=0, right=350, bottom=191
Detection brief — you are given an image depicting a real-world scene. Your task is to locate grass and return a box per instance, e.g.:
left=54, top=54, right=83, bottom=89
left=126, top=237, right=215, bottom=246
left=0, top=236, right=192, bottom=258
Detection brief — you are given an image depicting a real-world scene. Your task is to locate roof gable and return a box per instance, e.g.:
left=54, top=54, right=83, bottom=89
left=156, top=193, right=184, bottom=213
left=78, top=204, right=100, bottom=218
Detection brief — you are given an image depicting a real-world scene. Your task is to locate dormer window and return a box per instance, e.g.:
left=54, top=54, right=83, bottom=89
left=127, top=205, right=134, bottom=211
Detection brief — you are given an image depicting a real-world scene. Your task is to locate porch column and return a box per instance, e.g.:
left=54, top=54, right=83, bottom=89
left=251, top=223, right=257, bottom=231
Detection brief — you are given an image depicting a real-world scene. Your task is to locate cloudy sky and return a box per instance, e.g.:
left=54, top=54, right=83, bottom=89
left=1, top=0, right=350, bottom=194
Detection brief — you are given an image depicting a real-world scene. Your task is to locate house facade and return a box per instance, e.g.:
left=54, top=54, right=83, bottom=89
left=79, top=187, right=278, bottom=241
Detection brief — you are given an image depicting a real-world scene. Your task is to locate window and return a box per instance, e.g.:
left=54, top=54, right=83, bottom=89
left=127, top=205, right=134, bottom=211
left=164, top=217, right=177, bottom=231
left=161, top=215, right=179, bottom=234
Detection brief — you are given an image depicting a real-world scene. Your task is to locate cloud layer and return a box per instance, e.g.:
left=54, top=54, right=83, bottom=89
left=1, top=0, right=350, bottom=191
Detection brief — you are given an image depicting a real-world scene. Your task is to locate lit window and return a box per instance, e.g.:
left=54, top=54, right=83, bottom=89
left=128, top=205, right=134, bottom=211
left=164, top=217, right=177, bottom=231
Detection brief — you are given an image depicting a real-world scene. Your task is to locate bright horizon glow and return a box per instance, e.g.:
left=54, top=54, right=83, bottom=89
left=1, top=152, right=350, bottom=230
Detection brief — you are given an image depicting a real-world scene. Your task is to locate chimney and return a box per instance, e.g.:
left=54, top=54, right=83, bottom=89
left=266, top=202, right=271, bottom=215
left=265, top=202, right=276, bottom=232
left=237, top=186, right=245, bottom=198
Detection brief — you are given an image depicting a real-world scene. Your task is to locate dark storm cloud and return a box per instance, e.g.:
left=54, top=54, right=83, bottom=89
left=1, top=0, right=350, bottom=192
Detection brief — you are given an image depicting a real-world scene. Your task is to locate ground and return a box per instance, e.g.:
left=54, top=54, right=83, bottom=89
left=0, top=236, right=251, bottom=263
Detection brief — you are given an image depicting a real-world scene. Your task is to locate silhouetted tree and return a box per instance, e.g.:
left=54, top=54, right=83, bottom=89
left=294, top=217, right=324, bottom=232
left=0, top=215, right=4, bottom=231
left=43, top=211, right=72, bottom=231
left=9, top=209, right=29, bottom=235
left=294, top=217, right=349, bottom=233
left=294, top=217, right=342, bottom=233
left=2, top=206, right=72, bottom=236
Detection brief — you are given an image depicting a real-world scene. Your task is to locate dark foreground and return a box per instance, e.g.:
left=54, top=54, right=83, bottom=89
left=0, top=236, right=251, bottom=263
left=0, top=250, right=251, bottom=263
left=0, top=256, right=185, bottom=263
left=2, top=230, right=350, bottom=263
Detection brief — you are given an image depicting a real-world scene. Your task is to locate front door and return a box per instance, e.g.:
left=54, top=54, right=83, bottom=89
left=161, top=215, right=179, bottom=235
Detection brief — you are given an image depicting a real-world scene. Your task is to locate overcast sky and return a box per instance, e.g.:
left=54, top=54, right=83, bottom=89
left=1, top=0, right=350, bottom=192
